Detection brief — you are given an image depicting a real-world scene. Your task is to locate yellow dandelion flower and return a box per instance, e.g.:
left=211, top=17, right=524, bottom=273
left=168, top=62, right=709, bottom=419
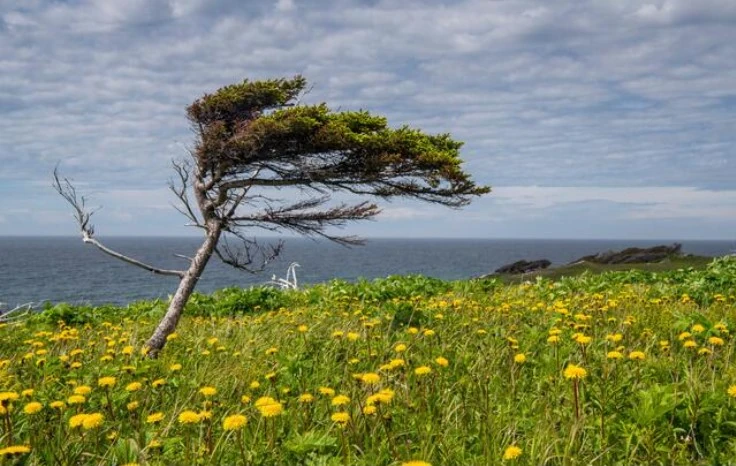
left=0, top=445, right=31, bottom=456
left=727, top=385, right=736, bottom=398
left=265, top=347, right=278, bottom=356
left=69, top=414, right=87, bottom=428
left=692, top=324, right=706, bottom=334
left=423, top=329, right=435, bottom=337
left=67, top=395, right=86, bottom=405
left=98, top=377, right=116, bottom=388
left=698, top=348, right=712, bottom=355
left=563, top=364, right=587, bottom=379
left=361, top=373, right=381, bottom=385
left=332, top=330, right=344, bottom=338
left=82, top=412, right=104, bottom=430
left=415, top=366, right=432, bottom=376
left=151, top=379, right=166, bottom=388
left=199, top=386, right=217, bottom=397
left=169, top=363, right=182, bottom=372
left=255, top=397, right=283, bottom=417
left=547, top=335, right=559, bottom=344
left=126, top=382, right=143, bottom=392
left=249, top=381, right=261, bottom=390
left=607, top=351, right=623, bottom=360
left=514, top=354, right=526, bottom=364
left=331, top=395, right=350, bottom=406
left=389, top=358, right=406, bottom=369
left=297, top=325, right=308, bottom=333
left=683, top=340, right=698, bottom=348
left=147, top=440, right=163, bottom=449
left=435, top=356, right=449, bottom=367
left=574, top=334, right=592, bottom=345
left=146, top=412, right=164, bottom=424
left=363, top=405, right=377, bottom=415
left=503, top=445, right=523, bottom=460
left=21, top=389, right=34, bottom=398
left=127, top=401, right=139, bottom=411
left=629, top=351, right=646, bottom=361
left=678, top=332, right=692, bottom=341
left=318, top=387, right=335, bottom=396
left=298, top=393, right=315, bottom=403
left=178, top=410, right=201, bottom=424
left=223, top=414, right=247, bottom=430
left=50, top=401, right=66, bottom=410
left=367, top=388, right=395, bottom=406
left=0, top=392, right=20, bottom=403
left=241, top=395, right=251, bottom=404
left=401, top=461, right=431, bottom=466
left=331, top=412, right=350, bottom=425
left=73, top=385, right=92, bottom=396
left=347, top=332, right=360, bottom=341
left=709, top=336, right=725, bottom=346
left=394, top=344, right=407, bottom=352
left=23, top=402, right=43, bottom=415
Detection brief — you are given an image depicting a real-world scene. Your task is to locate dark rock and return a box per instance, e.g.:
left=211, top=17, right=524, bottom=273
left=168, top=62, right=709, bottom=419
left=570, top=243, right=682, bottom=265
left=495, top=259, right=552, bottom=275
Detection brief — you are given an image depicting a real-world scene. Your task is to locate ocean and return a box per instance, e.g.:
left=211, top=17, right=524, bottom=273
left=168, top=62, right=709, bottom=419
left=0, top=237, right=733, bottom=307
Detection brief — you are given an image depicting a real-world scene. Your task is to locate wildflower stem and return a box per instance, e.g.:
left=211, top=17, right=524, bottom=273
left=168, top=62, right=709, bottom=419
left=237, top=430, right=248, bottom=465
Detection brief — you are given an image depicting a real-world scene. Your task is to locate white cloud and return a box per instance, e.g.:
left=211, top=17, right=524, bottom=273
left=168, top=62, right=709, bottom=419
left=492, top=186, right=736, bottom=220
left=0, top=0, right=735, bottom=238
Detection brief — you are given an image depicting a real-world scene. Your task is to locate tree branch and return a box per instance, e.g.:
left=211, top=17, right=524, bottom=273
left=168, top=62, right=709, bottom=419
left=169, top=158, right=203, bottom=228
left=53, top=168, right=186, bottom=278
left=214, top=233, right=284, bottom=273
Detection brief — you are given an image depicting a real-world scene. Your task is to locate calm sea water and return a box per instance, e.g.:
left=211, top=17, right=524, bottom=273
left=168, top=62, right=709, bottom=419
left=0, top=237, right=733, bottom=306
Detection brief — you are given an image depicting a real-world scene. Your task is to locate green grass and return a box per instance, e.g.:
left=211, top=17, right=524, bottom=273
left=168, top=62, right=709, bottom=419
left=1, top=257, right=736, bottom=465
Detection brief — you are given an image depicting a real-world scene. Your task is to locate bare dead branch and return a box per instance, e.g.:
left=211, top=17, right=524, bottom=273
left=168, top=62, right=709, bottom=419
left=53, top=167, right=186, bottom=278
left=169, top=159, right=204, bottom=227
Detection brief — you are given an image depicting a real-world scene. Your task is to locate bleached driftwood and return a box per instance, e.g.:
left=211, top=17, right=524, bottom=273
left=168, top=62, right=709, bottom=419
left=0, top=302, right=33, bottom=324
left=267, top=262, right=300, bottom=290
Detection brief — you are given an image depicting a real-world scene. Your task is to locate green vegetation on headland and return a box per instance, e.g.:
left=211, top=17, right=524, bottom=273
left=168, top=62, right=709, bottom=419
left=500, top=253, right=716, bottom=283
left=1, top=256, right=736, bottom=464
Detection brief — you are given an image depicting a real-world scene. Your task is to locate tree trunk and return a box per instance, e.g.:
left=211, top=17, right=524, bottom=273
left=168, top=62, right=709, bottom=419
left=145, top=226, right=221, bottom=357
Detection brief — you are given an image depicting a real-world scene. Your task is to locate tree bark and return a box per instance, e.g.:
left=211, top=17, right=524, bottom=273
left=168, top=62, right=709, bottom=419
left=145, top=225, right=222, bottom=357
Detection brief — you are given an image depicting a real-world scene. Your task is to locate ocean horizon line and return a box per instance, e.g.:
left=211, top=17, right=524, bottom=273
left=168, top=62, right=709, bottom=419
left=1, top=235, right=734, bottom=242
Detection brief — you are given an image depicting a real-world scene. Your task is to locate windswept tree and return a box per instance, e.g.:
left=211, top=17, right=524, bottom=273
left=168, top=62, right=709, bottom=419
left=54, top=76, right=489, bottom=356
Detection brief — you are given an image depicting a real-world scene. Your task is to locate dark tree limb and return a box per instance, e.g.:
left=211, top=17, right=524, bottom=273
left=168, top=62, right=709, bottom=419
left=214, top=233, right=284, bottom=273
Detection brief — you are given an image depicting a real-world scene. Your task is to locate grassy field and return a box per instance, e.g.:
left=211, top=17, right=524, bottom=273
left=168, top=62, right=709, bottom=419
left=1, top=257, right=736, bottom=465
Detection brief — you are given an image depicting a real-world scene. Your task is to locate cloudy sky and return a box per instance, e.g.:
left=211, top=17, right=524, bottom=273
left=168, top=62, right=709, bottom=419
left=1, top=0, right=735, bottom=239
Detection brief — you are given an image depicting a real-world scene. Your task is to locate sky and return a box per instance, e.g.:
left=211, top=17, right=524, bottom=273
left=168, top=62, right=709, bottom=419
left=1, top=0, right=735, bottom=240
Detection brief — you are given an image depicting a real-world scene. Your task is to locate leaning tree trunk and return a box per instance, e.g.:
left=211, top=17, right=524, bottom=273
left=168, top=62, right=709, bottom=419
left=145, top=225, right=222, bottom=357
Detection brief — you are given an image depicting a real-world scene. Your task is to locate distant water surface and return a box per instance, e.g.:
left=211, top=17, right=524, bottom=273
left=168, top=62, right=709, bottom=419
left=0, top=237, right=732, bottom=306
